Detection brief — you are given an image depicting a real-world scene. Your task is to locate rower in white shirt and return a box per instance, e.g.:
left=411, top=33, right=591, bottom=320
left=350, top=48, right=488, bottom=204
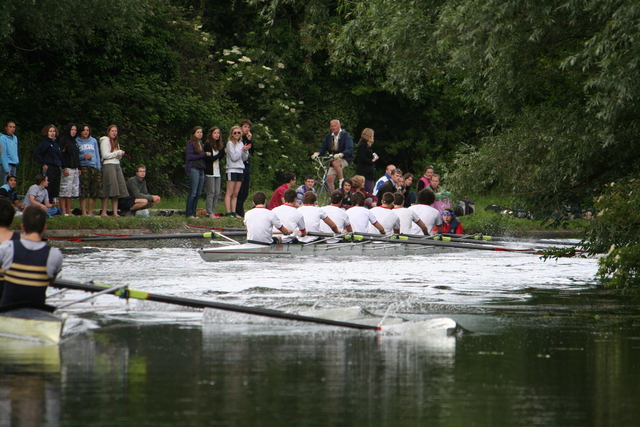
left=320, top=190, right=353, bottom=234
left=271, top=188, right=306, bottom=243
left=367, top=192, right=400, bottom=236
left=392, top=193, right=429, bottom=235
left=347, top=191, right=385, bottom=234
left=244, top=192, right=292, bottom=244
left=297, top=191, right=340, bottom=243
left=408, top=188, right=443, bottom=235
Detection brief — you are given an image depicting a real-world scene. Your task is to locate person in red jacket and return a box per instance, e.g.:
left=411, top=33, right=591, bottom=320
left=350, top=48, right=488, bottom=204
left=434, top=209, right=464, bottom=234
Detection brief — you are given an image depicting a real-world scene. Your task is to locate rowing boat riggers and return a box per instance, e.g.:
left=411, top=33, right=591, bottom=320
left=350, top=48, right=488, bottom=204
left=0, top=241, right=52, bottom=306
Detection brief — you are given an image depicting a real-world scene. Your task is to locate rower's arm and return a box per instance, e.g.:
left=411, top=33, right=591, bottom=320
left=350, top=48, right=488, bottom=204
left=416, top=219, right=429, bottom=235
left=323, top=217, right=340, bottom=234
left=374, top=221, right=385, bottom=234
left=278, top=225, right=292, bottom=235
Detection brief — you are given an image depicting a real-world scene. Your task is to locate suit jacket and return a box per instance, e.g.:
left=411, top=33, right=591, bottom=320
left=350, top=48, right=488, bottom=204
left=317, top=129, right=354, bottom=163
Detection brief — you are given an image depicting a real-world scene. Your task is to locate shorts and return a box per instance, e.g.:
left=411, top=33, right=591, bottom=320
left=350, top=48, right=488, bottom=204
left=59, top=168, right=80, bottom=197
left=328, top=158, right=349, bottom=176
left=119, top=197, right=135, bottom=211
left=80, top=166, right=103, bottom=198
left=227, top=172, right=243, bottom=182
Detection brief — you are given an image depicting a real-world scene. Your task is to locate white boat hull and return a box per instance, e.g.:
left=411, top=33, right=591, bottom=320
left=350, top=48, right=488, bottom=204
left=198, top=241, right=452, bottom=262
left=0, top=307, right=64, bottom=344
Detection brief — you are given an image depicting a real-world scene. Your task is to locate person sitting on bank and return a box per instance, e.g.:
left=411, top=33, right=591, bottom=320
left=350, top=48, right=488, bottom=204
left=24, top=175, right=60, bottom=218
left=350, top=175, right=378, bottom=208
left=0, top=198, right=21, bottom=301
left=377, top=168, right=403, bottom=197
left=340, top=178, right=353, bottom=209
left=119, top=164, right=161, bottom=215
left=244, top=191, right=291, bottom=244
left=295, top=175, right=316, bottom=206
left=0, top=205, right=63, bottom=306
left=0, top=175, right=24, bottom=212
left=373, top=164, right=396, bottom=197
left=268, top=172, right=296, bottom=210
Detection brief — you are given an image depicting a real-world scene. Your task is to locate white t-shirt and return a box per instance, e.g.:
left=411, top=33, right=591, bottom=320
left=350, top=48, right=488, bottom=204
left=320, top=205, right=351, bottom=233
left=368, top=206, right=400, bottom=236
left=244, top=206, right=283, bottom=244
left=408, top=204, right=443, bottom=235
left=272, top=204, right=306, bottom=243
left=394, top=207, right=422, bottom=234
left=297, top=205, right=328, bottom=243
left=347, top=206, right=379, bottom=233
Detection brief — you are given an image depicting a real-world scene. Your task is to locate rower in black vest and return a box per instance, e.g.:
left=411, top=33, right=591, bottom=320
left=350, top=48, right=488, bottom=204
left=0, top=205, right=62, bottom=306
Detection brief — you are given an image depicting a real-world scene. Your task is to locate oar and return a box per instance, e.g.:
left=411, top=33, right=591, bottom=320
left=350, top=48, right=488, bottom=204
left=186, top=224, right=246, bottom=231
left=45, top=231, right=247, bottom=242
left=303, top=233, right=347, bottom=246
left=441, top=233, right=578, bottom=246
left=343, top=233, right=547, bottom=253
left=211, top=231, right=241, bottom=245
left=51, top=279, right=380, bottom=331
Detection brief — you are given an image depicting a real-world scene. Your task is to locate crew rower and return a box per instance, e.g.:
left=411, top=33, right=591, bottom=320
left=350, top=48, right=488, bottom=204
left=244, top=192, right=292, bottom=244
left=0, top=205, right=63, bottom=306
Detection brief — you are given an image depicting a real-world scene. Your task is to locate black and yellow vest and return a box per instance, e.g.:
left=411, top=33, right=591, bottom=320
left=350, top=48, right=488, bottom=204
left=0, top=240, right=52, bottom=306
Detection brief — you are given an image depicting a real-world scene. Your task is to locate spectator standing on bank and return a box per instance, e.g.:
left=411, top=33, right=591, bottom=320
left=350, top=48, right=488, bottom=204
left=236, top=119, right=254, bottom=218
left=0, top=121, right=19, bottom=177
left=34, top=124, right=63, bottom=204
left=76, top=124, right=102, bottom=216
left=58, top=123, right=81, bottom=216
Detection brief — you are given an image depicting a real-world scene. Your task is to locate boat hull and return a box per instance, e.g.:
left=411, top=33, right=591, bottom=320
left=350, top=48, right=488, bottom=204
left=198, top=241, right=451, bottom=262
left=0, top=307, right=64, bottom=344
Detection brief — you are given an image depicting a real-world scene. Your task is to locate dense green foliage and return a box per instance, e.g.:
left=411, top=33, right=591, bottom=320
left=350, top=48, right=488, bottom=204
left=3, top=0, right=640, bottom=289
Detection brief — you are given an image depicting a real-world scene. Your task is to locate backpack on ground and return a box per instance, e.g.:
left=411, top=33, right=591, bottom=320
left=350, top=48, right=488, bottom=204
left=458, top=197, right=475, bottom=216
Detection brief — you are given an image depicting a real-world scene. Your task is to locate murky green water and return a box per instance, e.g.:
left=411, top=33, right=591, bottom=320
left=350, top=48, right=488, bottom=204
left=2, top=307, right=639, bottom=426
left=2, top=245, right=639, bottom=426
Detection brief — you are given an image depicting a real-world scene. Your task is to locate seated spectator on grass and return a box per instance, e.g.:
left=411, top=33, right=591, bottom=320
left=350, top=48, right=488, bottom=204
left=296, top=175, right=316, bottom=206
left=0, top=175, right=24, bottom=211
left=24, top=175, right=60, bottom=218
left=268, top=172, right=296, bottom=210
left=350, top=175, right=377, bottom=208
left=428, top=173, right=452, bottom=214
left=119, top=165, right=161, bottom=215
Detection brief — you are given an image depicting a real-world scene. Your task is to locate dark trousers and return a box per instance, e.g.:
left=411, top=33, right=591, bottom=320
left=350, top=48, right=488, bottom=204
left=236, top=162, right=250, bottom=217
left=44, top=165, right=61, bottom=203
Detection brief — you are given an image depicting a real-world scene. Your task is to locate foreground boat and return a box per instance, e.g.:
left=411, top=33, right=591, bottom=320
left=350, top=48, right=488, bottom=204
left=198, top=240, right=452, bottom=262
left=0, top=303, right=65, bottom=344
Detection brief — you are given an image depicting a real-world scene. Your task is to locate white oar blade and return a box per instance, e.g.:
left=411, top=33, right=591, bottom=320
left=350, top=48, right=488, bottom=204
left=380, top=317, right=458, bottom=338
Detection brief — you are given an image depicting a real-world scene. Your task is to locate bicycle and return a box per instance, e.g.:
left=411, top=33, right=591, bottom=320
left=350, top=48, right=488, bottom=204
left=312, top=155, right=334, bottom=206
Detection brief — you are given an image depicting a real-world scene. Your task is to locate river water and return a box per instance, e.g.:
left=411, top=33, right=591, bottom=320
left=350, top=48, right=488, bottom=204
left=2, top=240, right=640, bottom=426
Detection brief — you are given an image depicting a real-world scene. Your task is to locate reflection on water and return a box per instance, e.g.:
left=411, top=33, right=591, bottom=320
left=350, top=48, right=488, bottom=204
left=2, top=245, right=640, bottom=425
left=0, top=338, right=61, bottom=427
left=1, top=316, right=639, bottom=426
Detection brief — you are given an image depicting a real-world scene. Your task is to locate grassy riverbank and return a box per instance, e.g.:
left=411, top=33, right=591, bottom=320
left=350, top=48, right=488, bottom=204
left=14, top=193, right=588, bottom=238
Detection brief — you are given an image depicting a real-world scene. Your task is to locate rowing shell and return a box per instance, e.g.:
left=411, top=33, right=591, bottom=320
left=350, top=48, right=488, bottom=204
left=198, top=241, right=453, bottom=262
left=0, top=304, right=65, bottom=344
